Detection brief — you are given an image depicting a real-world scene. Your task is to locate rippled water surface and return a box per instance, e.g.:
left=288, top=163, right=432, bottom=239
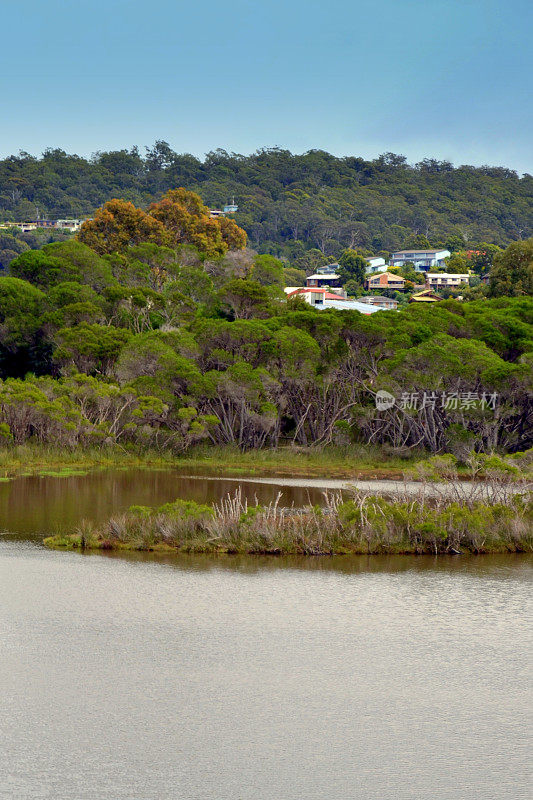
left=0, top=470, right=531, bottom=799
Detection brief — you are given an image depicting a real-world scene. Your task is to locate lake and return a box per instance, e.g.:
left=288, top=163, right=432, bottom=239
left=0, top=469, right=531, bottom=799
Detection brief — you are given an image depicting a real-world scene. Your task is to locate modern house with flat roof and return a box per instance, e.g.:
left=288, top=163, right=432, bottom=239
left=306, top=272, right=342, bottom=289
left=426, top=273, right=470, bottom=288
left=390, top=249, right=450, bottom=272
left=315, top=263, right=339, bottom=275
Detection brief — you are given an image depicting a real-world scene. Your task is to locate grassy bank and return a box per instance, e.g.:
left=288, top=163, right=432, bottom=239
left=45, top=485, right=532, bottom=556
left=0, top=442, right=441, bottom=480
left=2, top=442, right=531, bottom=483
left=0, top=444, right=181, bottom=479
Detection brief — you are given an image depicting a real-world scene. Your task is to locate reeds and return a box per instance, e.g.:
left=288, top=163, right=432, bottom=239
left=45, top=481, right=532, bottom=556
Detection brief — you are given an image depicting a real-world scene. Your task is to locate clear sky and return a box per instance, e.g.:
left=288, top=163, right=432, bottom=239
left=1, top=0, right=531, bottom=173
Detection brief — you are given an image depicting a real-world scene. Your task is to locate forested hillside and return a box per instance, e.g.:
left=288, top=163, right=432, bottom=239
left=1, top=145, right=532, bottom=269
left=0, top=188, right=531, bottom=457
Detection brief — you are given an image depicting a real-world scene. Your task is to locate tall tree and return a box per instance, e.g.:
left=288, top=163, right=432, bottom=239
left=337, top=249, right=367, bottom=286
left=489, top=239, right=533, bottom=297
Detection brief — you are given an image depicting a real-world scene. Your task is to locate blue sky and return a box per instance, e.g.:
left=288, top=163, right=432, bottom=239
left=1, top=0, right=531, bottom=172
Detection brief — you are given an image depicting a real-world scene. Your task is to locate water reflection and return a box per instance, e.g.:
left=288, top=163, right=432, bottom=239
left=0, top=468, right=330, bottom=536
left=82, top=547, right=532, bottom=579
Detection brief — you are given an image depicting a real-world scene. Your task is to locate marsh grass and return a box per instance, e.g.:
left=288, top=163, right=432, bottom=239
left=45, top=480, right=532, bottom=556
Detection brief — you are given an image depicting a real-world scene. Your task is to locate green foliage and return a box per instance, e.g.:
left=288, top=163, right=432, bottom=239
left=1, top=146, right=530, bottom=261
left=251, top=254, right=284, bottom=287
left=0, top=186, right=531, bottom=456
left=337, top=250, right=368, bottom=286
left=489, top=239, right=533, bottom=297
left=10, top=241, right=114, bottom=290
left=54, top=323, right=132, bottom=374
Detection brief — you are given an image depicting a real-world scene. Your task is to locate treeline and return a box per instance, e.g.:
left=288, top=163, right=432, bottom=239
left=0, top=189, right=531, bottom=457
left=1, top=144, right=532, bottom=270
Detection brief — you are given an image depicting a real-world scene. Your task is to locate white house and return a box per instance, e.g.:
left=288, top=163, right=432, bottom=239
left=390, top=249, right=451, bottom=272
left=285, top=287, right=382, bottom=314
left=426, top=273, right=470, bottom=288
left=285, top=287, right=327, bottom=306
left=55, top=219, right=83, bottom=232
left=365, top=256, right=386, bottom=274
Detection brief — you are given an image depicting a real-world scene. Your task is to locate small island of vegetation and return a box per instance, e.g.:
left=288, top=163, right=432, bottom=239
left=44, top=455, right=532, bottom=556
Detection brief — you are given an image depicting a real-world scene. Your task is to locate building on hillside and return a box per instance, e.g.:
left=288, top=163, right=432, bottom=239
left=426, top=272, right=470, bottom=288
left=223, top=199, right=238, bottom=213
left=359, top=295, right=399, bottom=310
left=316, top=263, right=339, bottom=275
left=209, top=209, right=225, bottom=219
left=409, top=289, right=442, bottom=303
left=316, top=257, right=386, bottom=276
left=306, top=272, right=342, bottom=289
left=390, top=249, right=450, bottom=272
left=55, top=219, right=83, bottom=232
left=365, top=256, right=386, bottom=274
left=0, top=218, right=84, bottom=233
left=285, top=287, right=382, bottom=313
left=285, top=287, right=328, bottom=306
left=365, top=271, right=406, bottom=292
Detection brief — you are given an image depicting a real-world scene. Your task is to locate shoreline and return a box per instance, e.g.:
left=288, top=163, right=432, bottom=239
left=1, top=444, right=529, bottom=483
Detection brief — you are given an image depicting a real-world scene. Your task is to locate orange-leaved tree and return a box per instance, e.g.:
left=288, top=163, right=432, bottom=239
left=78, top=199, right=168, bottom=254
left=148, top=188, right=246, bottom=257
left=79, top=189, right=246, bottom=257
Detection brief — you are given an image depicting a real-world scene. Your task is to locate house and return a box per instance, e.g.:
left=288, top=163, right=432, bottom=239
left=306, top=272, right=342, bottom=289
left=0, top=218, right=85, bottom=233
left=285, top=287, right=327, bottom=306
left=316, top=263, right=339, bottom=275
left=285, top=287, right=381, bottom=314
left=365, top=256, right=386, bottom=274
left=365, top=272, right=406, bottom=291
left=223, top=198, right=238, bottom=213
left=358, top=295, right=399, bottom=310
left=426, top=272, right=470, bottom=288
left=55, top=219, right=83, bottom=232
left=409, top=289, right=442, bottom=303
left=390, top=249, right=450, bottom=272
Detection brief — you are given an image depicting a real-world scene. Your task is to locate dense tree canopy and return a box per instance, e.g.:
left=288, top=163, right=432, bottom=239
left=0, top=223, right=530, bottom=456
left=0, top=146, right=531, bottom=271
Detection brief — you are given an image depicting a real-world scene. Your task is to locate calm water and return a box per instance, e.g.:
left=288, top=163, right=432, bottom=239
left=0, top=469, right=331, bottom=536
left=0, top=470, right=531, bottom=799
